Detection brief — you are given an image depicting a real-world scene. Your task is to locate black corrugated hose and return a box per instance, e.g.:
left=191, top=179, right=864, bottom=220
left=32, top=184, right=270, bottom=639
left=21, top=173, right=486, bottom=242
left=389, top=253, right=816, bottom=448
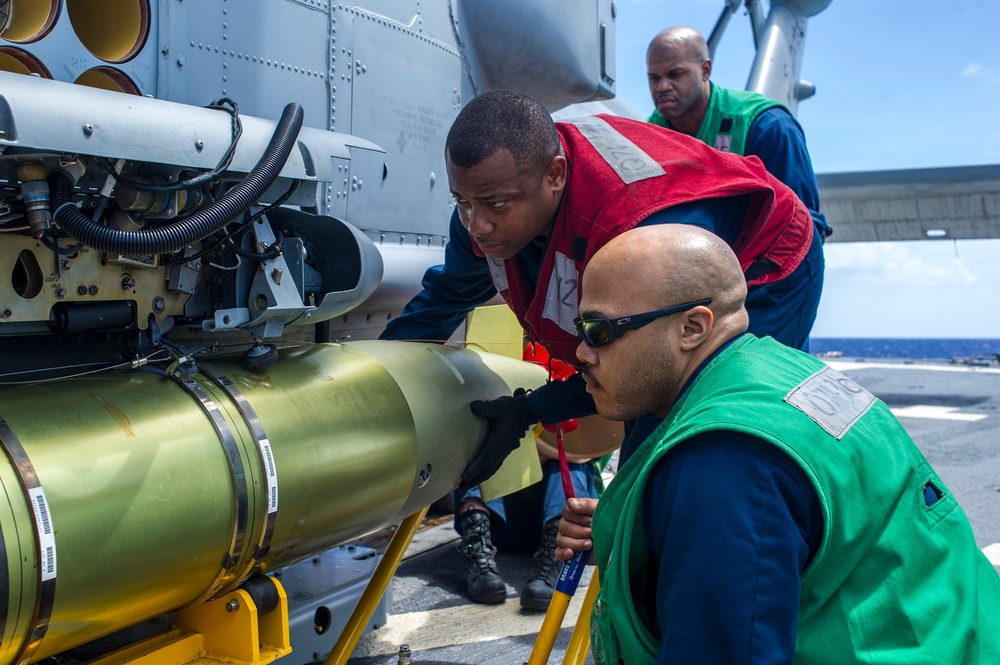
left=48, top=102, right=304, bottom=256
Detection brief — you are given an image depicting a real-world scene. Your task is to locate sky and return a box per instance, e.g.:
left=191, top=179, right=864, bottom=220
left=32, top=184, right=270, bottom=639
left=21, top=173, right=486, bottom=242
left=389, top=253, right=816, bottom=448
left=613, top=0, right=1000, bottom=338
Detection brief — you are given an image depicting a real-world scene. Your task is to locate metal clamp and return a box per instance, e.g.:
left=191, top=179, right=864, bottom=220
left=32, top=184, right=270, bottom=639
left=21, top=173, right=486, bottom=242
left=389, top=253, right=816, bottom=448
left=199, top=362, right=279, bottom=570
left=168, top=372, right=250, bottom=599
left=0, top=416, right=56, bottom=665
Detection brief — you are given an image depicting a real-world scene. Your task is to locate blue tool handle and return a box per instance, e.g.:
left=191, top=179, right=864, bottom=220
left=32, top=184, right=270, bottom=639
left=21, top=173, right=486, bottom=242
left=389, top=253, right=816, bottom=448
left=555, top=549, right=588, bottom=595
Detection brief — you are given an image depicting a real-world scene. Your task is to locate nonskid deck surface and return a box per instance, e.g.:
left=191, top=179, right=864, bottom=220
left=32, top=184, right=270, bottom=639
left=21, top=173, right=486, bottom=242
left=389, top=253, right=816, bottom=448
left=347, top=359, right=1000, bottom=664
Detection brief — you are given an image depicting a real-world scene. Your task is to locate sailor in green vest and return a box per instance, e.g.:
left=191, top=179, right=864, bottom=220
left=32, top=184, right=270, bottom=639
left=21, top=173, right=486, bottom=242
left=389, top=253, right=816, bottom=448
left=555, top=223, right=1000, bottom=664
left=646, top=26, right=831, bottom=241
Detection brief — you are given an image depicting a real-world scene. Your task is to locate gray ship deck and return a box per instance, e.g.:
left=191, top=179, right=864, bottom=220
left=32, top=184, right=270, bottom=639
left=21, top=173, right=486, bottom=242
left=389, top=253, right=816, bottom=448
left=343, top=358, right=1000, bottom=664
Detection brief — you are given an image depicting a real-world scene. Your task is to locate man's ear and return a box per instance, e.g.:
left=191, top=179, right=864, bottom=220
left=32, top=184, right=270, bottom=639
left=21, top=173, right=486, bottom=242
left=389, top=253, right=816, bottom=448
left=546, top=155, right=568, bottom=195
left=678, top=307, right=713, bottom=351
left=702, top=58, right=713, bottom=81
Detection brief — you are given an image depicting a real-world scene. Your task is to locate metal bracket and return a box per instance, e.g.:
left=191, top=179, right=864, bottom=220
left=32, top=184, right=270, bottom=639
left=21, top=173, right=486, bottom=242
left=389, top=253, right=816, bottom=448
left=89, top=578, right=292, bottom=665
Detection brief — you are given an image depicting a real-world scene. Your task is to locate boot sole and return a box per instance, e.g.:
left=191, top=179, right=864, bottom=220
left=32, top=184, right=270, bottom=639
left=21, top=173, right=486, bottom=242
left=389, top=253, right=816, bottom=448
left=469, top=588, right=507, bottom=604
left=519, top=593, right=553, bottom=611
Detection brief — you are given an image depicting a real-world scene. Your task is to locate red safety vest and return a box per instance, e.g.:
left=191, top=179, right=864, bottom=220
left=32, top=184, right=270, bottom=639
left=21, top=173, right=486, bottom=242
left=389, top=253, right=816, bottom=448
left=473, top=115, right=813, bottom=366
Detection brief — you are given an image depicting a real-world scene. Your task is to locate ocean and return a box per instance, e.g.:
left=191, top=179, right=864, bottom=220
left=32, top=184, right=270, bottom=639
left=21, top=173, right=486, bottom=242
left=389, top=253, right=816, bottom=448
left=810, top=338, right=1000, bottom=362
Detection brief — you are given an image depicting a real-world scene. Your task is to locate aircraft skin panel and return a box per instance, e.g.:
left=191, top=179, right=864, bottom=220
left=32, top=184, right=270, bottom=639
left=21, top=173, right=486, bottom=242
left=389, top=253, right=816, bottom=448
left=161, top=0, right=332, bottom=131
left=456, top=0, right=615, bottom=109
left=818, top=164, right=1000, bottom=242
left=342, top=11, right=461, bottom=236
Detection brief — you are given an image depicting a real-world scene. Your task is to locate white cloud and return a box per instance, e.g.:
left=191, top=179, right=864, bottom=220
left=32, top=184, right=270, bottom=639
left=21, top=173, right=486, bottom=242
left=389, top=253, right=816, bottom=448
left=824, top=242, right=978, bottom=287
left=961, top=62, right=984, bottom=77
left=958, top=61, right=1000, bottom=84
left=813, top=240, right=1000, bottom=337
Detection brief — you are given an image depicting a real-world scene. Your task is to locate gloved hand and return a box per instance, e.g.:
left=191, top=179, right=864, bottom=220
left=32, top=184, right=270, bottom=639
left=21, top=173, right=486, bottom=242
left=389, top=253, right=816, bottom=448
left=460, top=389, right=536, bottom=491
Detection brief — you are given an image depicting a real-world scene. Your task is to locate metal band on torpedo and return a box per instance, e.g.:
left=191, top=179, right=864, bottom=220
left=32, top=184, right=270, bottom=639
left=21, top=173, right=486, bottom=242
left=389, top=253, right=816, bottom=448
left=198, top=362, right=278, bottom=567
left=0, top=417, right=56, bottom=665
left=169, top=372, right=250, bottom=599
left=0, top=510, right=7, bottom=651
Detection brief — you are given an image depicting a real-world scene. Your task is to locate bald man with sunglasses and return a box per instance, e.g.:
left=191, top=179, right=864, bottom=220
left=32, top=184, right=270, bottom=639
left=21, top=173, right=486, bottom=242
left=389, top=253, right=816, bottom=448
left=557, top=224, right=1000, bottom=664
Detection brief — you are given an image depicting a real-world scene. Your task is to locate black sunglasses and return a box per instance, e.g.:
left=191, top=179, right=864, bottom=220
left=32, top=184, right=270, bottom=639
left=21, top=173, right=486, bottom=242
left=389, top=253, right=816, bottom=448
left=574, top=298, right=712, bottom=348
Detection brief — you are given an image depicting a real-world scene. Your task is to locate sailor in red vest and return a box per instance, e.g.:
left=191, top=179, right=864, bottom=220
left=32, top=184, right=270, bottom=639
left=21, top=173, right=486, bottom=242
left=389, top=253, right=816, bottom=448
left=379, top=90, right=824, bottom=600
left=382, top=87, right=823, bottom=473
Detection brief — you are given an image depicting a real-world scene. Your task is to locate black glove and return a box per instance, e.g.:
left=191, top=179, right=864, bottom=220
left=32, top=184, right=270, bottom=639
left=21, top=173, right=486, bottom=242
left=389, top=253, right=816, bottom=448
left=460, top=389, right=536, bottom=491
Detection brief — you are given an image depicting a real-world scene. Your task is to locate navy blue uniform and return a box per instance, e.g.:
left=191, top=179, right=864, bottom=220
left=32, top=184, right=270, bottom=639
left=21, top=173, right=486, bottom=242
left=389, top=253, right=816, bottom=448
left=620, top=337, right=823, bottom=664
left=745, top=107, right=830, bottom=239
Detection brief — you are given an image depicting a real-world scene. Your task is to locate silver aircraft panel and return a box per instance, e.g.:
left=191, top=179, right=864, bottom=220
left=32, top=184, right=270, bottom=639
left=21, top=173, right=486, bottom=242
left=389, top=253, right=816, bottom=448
left=344, top=0, right=447, bottom=32
left=344, top=11, right=461, bottom=236
left=0, top=72, right=382, bottom=186
left=455, top=0, right=614, bottom=110
left=161, top=0, right=332, bottom=129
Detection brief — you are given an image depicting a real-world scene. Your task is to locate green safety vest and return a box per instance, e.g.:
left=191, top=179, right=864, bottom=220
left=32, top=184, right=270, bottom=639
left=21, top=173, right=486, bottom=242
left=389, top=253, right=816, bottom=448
left=647, top=85, right=784, bottom=156
left=591, top=335, right=1000, bottom=664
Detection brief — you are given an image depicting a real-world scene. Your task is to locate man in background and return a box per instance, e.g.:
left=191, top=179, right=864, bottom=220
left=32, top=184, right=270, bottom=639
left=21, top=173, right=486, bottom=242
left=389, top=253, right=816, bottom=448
left=646, top=26, right=830, bottom=244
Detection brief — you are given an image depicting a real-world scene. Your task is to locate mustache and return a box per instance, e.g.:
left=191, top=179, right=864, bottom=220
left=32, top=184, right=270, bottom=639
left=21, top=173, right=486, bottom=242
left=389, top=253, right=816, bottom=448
left=581, top=366, right=600, bottom=388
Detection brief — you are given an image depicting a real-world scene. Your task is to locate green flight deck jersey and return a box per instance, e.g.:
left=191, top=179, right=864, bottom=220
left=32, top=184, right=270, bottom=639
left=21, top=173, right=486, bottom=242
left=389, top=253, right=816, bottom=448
left=648, top=85, right=783, bottom=155
left=591, top=335, right=1000, bottom=664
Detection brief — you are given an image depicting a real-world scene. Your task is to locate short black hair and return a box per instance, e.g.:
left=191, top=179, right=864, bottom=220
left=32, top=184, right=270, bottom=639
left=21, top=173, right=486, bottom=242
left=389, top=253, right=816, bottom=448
left=446, top=90, right=560, bottom=174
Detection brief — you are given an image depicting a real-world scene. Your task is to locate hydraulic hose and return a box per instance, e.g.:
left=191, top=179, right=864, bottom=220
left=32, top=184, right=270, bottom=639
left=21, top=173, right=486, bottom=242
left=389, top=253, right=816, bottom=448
left=48, top=103, right=304, bottom=256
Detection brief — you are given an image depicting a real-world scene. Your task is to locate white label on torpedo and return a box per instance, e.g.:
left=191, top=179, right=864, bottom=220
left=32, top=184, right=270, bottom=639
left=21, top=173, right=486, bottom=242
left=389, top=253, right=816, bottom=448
left=29, top=486, right=57, bottom=581
left=259, top=438, right=279, bottom=514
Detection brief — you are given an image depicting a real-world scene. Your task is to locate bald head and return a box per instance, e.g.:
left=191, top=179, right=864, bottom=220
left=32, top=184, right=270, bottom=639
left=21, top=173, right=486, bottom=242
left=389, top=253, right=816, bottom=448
left=586, top=224, right=748, bottom=343
left=647, top=26, right=709, bottom=63
left=575, top=225, right=749, bottom=419
left=645, top=27, right=712, bottom=135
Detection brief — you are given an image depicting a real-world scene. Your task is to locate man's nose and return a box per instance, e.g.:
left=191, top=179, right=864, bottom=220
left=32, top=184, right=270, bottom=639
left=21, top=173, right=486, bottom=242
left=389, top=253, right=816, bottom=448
left=576, top=340, right=597, bottom=365
left=467, top=208, right=493, bottom=236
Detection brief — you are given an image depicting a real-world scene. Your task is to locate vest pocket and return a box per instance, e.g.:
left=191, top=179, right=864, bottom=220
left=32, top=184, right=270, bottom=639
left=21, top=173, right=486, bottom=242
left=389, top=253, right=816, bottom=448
left=919, top=467, right=959, bottom=528
left=923, top=480, right=943, bottom=507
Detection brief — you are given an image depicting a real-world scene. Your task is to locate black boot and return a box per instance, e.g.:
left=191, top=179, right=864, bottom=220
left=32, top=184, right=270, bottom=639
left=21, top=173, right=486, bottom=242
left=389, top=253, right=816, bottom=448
left=520, top=517, right=562, bottom=611
left=457, top=510, right=507, bottom=604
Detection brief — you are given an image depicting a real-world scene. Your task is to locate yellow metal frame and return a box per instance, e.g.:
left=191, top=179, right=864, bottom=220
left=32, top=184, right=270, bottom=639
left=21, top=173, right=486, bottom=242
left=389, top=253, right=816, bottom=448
left=324, top=507, right=430, bottom=665
left=91, top=579, right=292, bottom=665
left=562, top=575, right=600, bottom=664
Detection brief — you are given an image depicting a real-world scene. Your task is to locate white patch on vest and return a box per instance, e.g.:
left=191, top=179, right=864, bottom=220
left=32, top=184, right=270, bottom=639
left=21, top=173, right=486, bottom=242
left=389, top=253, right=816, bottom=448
left=485, top=255, right=508, bottom=292
left=783, top=366, right=877, bottom=440
left=567, top=116, right=666, bottom=184
left=542, top=251, right=580, bottom=334
left=714, top=134, right=733, bottom=152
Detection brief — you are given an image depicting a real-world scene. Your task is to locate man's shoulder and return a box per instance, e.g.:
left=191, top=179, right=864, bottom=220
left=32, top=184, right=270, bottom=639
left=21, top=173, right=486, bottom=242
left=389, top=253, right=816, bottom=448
left=715, top=85, right=784, bottom=108
left=748, top=105, right=805, bottom=142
